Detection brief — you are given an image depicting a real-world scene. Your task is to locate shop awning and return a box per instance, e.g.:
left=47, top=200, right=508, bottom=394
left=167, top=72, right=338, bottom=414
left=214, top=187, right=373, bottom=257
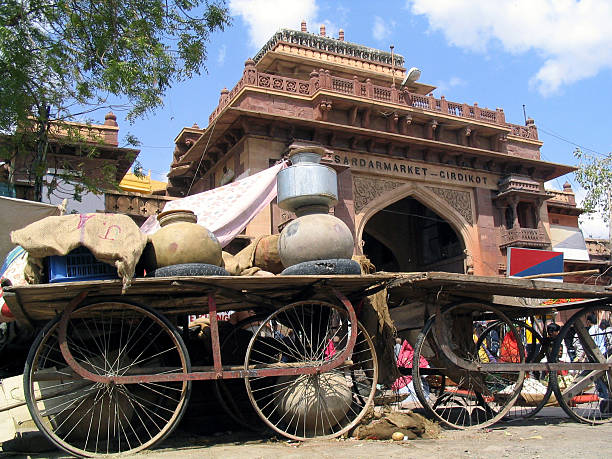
left=550, top=224, right=590, bottom=261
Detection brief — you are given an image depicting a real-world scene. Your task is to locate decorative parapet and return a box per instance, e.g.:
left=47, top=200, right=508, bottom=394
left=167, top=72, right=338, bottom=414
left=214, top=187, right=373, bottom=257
left=48, top=112, right=120, bottom=146
left=507, top=120, right=539, bottom=141
left=500, top=227, right=549, bottom=248
left=547, top=189, right=575, bottom=205
left=105, top=190, right=176, bottom=220
left=208, top=61, right=536, bottom=141
left=497, top=174, right=545, bottom=195
left=253, top=29, right=405, bottom=67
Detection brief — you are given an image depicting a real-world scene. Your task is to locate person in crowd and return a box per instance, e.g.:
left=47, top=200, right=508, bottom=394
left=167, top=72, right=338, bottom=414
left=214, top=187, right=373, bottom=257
left=599, top=319, right=612, bottom=358
left=586, top=314, right=610, bottom=404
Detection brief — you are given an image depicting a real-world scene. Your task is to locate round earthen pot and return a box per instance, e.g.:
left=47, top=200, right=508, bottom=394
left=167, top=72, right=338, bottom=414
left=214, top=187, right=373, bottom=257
left=278, top=213, right=354, bottom=268
left=148, top=210, right=222, bottom=269
left=253, top=234, right=284, bottom=274
left=274, top=373, right=352, bottom=433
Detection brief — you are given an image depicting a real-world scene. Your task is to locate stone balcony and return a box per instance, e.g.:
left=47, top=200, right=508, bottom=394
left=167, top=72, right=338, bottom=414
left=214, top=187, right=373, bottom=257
left=105, top=190, right=176, bottom=223
left=208, top=60, right=539, bottom=141
left=500, top=227, right=550, bottom=249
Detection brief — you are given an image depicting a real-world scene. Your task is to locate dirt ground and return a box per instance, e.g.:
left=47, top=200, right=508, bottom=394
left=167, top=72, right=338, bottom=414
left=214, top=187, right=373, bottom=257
left=6, top=409, right=612, bottom=459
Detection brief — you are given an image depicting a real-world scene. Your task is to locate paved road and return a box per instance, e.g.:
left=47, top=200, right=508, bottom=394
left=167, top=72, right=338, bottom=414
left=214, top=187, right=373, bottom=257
left=4, top=409, right=612, bottom=459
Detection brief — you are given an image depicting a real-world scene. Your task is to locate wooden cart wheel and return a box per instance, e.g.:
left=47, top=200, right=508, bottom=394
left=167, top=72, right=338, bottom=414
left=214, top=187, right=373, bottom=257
left=23, top=301, right=192, bottom=457
left=243, top=300, right=377, bottom=441
left=550, top=303, right=612, bottom=424
left=213, top=314, right=269, bottom=431
left=412, top=302, right=525, bottom=429
left=475, top=319, right=552, bottom=419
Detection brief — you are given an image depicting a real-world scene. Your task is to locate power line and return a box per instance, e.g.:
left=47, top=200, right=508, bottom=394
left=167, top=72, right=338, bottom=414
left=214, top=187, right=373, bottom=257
left=538, top=125, right=606, bottom=157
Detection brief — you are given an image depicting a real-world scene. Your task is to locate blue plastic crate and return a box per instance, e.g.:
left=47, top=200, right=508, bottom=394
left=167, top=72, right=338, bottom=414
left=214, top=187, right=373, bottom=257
left=48, top=247, right=118, bottom=283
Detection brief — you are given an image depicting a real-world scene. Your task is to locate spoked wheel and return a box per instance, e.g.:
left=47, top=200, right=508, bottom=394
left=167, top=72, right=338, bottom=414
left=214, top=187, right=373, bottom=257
left=244, top=300, right=377, bottom=441
left=550, top=303, right=612, bottom=424
left=213, top=314, right=268, bottom=431
left=412, top=302, right=525, bottom=429
left=24, top=301, right=191, bottom=457
left=475, top=319, right=552, bottom=419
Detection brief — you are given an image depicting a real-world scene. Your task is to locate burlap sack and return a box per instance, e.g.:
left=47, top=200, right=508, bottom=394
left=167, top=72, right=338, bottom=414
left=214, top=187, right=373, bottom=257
left=353, top=255, right=399, bottom=386
left=11, top=214, right=148, bottom=291
left=221, top=235, right=265, bottom=276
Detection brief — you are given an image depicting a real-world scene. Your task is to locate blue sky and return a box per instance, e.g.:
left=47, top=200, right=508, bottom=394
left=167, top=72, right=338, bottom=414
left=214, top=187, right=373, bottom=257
left=99, top=0, right=612, bottom=237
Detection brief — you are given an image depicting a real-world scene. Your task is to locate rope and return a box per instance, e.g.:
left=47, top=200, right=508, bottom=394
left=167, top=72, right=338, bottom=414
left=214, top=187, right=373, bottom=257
left=187, top=117, right=218, bottom=196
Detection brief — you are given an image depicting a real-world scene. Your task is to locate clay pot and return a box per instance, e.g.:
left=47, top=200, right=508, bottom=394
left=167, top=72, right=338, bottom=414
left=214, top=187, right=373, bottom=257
left=254, top=234, right=284, bottom=274
left=147, top=210, right=222, bottom=269
left=274, top=373, right=352, bottom=433
left=278, top=213, right=354, bottom=268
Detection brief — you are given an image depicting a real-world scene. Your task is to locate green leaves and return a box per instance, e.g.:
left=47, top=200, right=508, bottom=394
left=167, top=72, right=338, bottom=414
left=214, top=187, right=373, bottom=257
left=0, top=0, right=230, bottom=201
left=574, top=148, right=612, bottom=220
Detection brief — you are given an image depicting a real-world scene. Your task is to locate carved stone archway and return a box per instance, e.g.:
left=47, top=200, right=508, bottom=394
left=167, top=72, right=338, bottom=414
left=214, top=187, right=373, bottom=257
left=353, top=175, right=479, bottom=273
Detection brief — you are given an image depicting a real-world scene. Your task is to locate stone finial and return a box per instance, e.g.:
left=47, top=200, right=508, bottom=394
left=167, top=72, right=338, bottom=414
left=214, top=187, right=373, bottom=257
left=192, top=122, right=200, bottom=129
left=104, top=111, right=118, bottom=127
left=526, top=118, right=535, bottom=126
left=244, top=58, right=255, bottom=67
left=339, top=29, right=345, bottom=41
left=563, top=181, right=573, bottom=192
left=320, top=24, right=326, bottom=36
left=301, top=20, right=307, bottom=32
left=219, top=87, right=229, bottom=103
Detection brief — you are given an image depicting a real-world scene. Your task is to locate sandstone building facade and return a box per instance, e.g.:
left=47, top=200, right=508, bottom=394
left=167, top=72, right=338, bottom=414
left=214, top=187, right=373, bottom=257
left=162, top=24, right=587, bottom=277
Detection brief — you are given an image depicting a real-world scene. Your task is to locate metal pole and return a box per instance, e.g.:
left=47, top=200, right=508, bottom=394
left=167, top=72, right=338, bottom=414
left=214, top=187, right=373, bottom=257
left=390, top=45, right=395, bottom=87
left=608, top=188, right=612, bottom=267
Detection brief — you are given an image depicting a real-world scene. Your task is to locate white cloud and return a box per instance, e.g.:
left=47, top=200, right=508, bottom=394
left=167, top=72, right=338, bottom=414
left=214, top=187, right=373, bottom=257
left=372, top=16, right=393, bottom=41
left=406, top=0, right=612, bottom=95
left=217, top=44, right=227, bottom=65
left=229, top=0, right=319, bottom=48
left=579, top=214, right=608, bottom=239
left=434, top=76, right=466, bottom=95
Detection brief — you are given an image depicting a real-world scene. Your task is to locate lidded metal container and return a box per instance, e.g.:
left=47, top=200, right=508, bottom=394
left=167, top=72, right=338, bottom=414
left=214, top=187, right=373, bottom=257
left=277, top=147, right=338, bottom=216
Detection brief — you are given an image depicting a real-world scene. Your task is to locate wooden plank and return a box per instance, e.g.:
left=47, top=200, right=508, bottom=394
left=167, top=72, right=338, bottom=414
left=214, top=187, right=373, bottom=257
left=7, top=271, right=612, bottom=322
left=3, top=274, right=395, bottom=321
left=388, top=272, right=612, bottom=300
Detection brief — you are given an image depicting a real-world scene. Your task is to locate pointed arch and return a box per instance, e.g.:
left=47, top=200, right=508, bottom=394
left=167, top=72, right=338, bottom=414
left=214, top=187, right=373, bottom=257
left=354, top=181, right=478, bottom=270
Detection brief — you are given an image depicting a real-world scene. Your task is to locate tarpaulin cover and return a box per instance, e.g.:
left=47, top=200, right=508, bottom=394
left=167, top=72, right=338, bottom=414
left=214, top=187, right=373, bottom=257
left=140, top=162, right=286, bottom=247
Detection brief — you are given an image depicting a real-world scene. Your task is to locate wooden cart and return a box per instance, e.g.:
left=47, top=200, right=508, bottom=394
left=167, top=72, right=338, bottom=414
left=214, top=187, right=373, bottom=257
left=3, top=273, right=394, bottom=457
left=387, top=272, right=612, bottom=430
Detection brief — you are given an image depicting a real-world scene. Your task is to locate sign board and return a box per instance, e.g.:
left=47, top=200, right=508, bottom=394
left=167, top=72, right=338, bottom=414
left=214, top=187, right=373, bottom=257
left=507, top=247, right=564, bottom=282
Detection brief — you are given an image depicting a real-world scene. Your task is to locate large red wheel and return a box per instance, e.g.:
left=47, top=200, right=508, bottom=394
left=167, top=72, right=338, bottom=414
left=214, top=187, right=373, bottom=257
left=24, top=301, right=191, bottom=457
left=550, top=303, right=612, bottom=424
left=412, top=302, right=525, bottom=429
left=243, top=300, right=377, bottom=440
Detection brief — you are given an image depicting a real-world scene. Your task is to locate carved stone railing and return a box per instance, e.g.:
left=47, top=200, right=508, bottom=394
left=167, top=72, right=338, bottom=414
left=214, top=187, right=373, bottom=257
left=105, top=190, right=176, bottom=220
left=547, top=189, right=575, bottom=205
left=507, top=122, right=539, bottom=140
left=500, top=227, right=549, bottom=248
left=498, top=174, right=544, bottom=195
left=253, top=29, right=405, bottom=67
left=209, top=60, right=538, bottom=141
